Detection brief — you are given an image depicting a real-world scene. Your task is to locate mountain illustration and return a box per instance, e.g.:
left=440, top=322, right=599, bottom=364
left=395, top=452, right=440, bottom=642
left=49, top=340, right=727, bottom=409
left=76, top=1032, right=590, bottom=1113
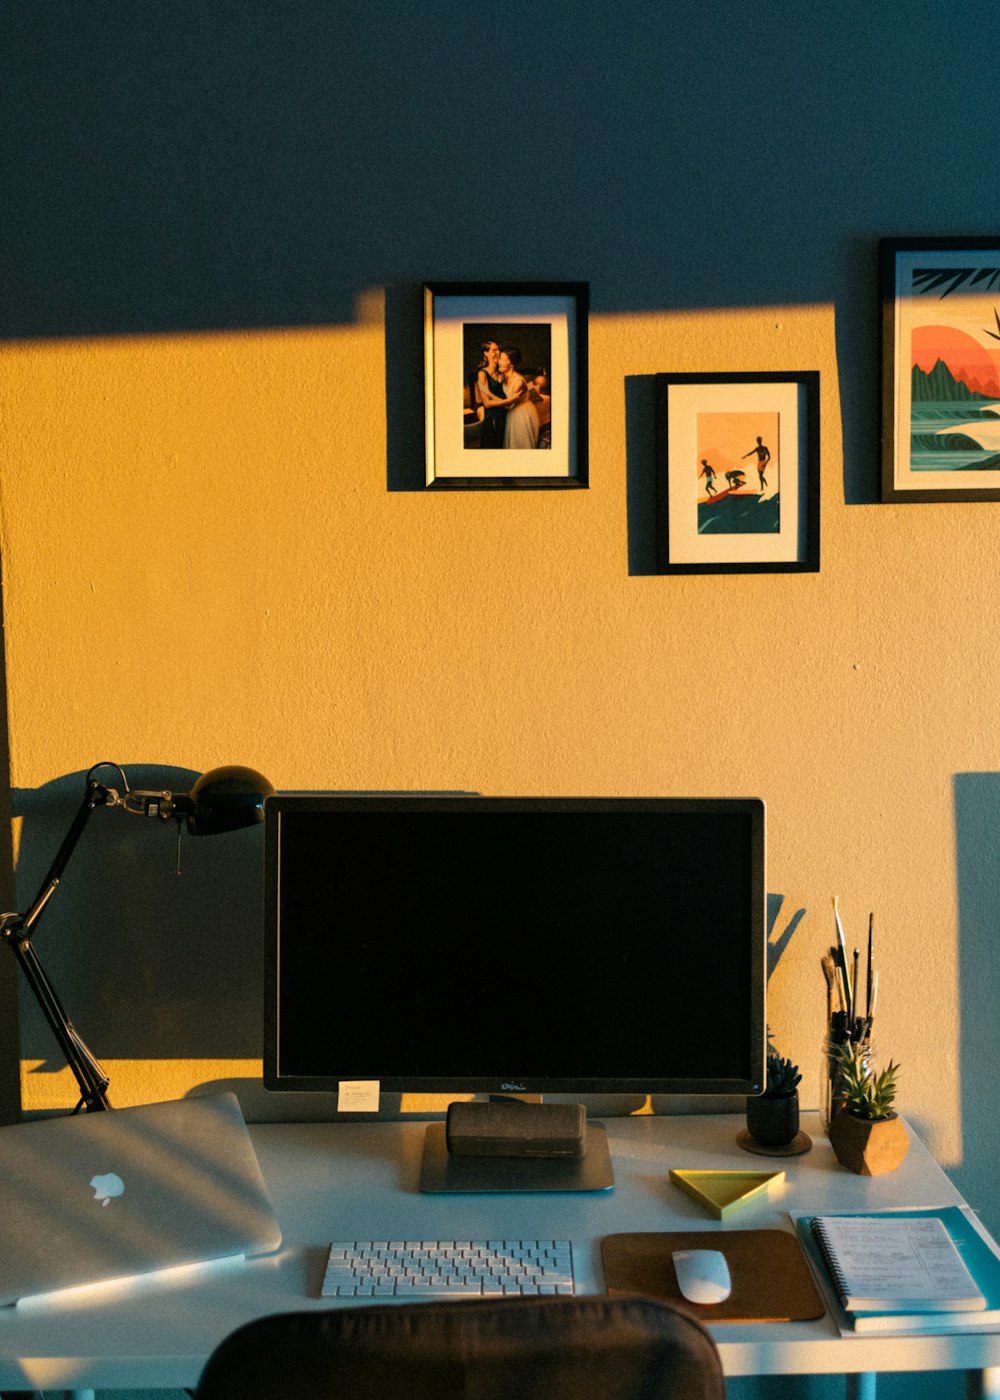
left=912, top=358, right=1000, bottom=403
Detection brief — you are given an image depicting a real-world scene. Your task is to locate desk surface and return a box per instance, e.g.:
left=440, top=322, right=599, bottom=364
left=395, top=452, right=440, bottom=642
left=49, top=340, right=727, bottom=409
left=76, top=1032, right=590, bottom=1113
left=2, top=1111, right=999, bottom=1393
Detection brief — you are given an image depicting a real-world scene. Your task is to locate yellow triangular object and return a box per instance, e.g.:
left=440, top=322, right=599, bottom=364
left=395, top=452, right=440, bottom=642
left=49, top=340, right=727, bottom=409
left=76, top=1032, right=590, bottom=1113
left=668, top=1168, right=784, bottom=1220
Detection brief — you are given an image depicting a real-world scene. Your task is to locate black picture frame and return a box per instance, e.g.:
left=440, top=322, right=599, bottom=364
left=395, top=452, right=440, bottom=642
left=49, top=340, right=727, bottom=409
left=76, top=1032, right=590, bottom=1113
left=881, top=237, right=1000, bottom=502
left=423, top=281, right=588, bottom=490
left=654, top=371, right=820, bottom=574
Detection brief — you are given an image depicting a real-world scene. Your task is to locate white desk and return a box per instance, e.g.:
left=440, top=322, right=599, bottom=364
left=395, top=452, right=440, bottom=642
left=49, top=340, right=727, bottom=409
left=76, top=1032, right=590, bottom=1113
left=1, top=1111, right=999, bottom=1397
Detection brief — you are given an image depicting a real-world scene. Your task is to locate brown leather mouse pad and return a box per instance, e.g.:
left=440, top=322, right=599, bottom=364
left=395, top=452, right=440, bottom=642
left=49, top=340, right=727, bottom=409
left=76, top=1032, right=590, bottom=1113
left=601, top=1230, right=824, bottom=1323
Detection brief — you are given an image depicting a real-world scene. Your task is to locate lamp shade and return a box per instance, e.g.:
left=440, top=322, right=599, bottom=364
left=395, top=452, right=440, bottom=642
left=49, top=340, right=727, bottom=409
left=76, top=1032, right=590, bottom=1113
left=184, top=765, right=274, bottom=836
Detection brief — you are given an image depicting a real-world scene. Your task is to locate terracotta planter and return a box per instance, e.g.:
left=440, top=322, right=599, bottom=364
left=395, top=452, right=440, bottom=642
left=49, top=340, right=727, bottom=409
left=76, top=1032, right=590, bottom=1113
left=829, top=1109, right=909, bottom=1175
left=745, top=1091, right=800, bottom=1147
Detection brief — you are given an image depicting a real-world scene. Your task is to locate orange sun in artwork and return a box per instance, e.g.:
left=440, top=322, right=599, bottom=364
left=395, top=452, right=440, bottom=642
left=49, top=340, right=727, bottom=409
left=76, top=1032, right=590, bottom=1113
left=911, top=324, right=1000, bottom=398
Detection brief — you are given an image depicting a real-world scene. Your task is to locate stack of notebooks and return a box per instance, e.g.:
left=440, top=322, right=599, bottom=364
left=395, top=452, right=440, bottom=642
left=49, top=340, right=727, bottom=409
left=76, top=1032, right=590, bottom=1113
left=793, top=1206, right=1000, bottom=1335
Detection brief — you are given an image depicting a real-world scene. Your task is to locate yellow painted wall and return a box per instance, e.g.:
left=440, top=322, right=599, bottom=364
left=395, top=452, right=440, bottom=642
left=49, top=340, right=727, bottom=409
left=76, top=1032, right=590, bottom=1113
left=2, top=298, right=995, bottom=1189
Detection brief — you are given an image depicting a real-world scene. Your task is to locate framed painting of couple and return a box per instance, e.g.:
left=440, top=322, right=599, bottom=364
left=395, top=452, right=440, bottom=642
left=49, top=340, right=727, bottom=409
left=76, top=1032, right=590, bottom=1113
left=423, top=281, right=588, bottom=489
left=655, top=371, right=820, bottom=574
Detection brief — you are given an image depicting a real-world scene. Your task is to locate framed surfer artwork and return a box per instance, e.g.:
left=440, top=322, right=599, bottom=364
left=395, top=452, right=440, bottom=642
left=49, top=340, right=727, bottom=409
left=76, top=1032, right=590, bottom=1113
left=654, top=371, right=820, bottom=574
left=881, top=238, right=1000, bottom=502
left=423, top=281, right=588, bottom=489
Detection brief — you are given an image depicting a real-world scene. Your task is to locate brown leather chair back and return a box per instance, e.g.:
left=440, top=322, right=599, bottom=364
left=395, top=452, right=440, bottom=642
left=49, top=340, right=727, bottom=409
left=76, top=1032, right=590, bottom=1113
left=195, top=1294, right=725, bottom=1400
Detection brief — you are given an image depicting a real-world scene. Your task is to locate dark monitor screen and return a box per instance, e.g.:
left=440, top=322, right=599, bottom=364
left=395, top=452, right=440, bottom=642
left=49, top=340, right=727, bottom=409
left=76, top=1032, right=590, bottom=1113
left=264, top=795, right=766, bottom=1099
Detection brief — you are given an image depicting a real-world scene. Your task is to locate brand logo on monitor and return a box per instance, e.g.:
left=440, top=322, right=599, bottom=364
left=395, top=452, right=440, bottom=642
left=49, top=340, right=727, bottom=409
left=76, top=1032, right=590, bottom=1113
left=500, top=1082, right=527, bottom=1092
left=90, top=1172, right=125, bottom=1206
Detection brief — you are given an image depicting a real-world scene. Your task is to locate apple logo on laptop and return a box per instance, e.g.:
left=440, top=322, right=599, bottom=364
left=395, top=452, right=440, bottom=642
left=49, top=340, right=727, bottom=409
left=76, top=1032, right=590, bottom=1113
left=90, top=1172, right=125, bottom=1206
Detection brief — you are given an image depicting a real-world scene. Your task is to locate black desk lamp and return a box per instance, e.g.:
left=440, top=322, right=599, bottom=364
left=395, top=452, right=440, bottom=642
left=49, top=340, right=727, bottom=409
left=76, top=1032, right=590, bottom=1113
left=0, top=761, right=274, bottom=1115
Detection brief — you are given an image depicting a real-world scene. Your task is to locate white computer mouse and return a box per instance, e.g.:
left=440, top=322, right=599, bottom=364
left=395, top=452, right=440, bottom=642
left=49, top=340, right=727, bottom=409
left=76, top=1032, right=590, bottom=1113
left=671, top=1248, right=732, bottom=1305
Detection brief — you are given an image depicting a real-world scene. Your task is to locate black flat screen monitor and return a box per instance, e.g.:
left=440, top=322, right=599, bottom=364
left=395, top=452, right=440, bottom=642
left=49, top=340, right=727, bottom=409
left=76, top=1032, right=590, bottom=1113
left=264, top=795, right=766, bottom=1111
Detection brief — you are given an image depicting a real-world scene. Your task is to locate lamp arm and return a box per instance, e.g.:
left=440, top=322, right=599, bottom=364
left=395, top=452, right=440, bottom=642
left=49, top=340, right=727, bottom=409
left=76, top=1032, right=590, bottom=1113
left=0, top=776, right=118, bottom=1113
left=22, top=777, right=118, bottom=934
left=2, top=933, right=111, bottom=1112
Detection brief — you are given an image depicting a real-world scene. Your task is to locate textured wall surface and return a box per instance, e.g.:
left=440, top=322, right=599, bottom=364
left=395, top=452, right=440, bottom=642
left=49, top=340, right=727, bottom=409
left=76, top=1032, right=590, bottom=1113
left=2, top=20, right=999, bottom=1400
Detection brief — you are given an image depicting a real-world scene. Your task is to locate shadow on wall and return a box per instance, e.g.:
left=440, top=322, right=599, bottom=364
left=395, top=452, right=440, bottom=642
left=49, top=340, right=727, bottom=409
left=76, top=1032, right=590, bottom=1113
left=385, top=282, right=429, bottom=492
left=766, top=893, right=806, bottom=982
left=10, top=767, right=266, bottom=1081
left=625, top=374, right=660, bottom=576
left=951, top=773, right=1000, bottom=1234
left=5, top=4, right=935, bottom=505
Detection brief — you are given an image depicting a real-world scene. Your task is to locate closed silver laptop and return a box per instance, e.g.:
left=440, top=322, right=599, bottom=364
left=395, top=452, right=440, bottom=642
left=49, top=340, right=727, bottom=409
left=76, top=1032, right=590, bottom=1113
left=0, top=1091, right=282, bottom=1305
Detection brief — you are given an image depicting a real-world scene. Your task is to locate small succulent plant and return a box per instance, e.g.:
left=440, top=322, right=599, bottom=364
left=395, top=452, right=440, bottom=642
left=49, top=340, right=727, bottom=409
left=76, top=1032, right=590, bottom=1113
left=764, top=1053, right=801, bottom=1097
left=835, top=1044, right=900, bottom=1121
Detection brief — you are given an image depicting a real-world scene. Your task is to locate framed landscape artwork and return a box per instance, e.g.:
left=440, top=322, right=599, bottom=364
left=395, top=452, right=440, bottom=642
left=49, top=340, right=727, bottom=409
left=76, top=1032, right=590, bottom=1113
left=423, top=282, right=588, bottom=489
left=655, top=371, right=820, bottom=574
left=881, top=238, right=1000, bottom=502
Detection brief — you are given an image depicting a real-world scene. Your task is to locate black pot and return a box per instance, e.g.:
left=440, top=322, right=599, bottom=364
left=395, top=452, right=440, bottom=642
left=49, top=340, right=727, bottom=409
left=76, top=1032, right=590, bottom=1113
left=746, top=1091, right=799, bottom=1147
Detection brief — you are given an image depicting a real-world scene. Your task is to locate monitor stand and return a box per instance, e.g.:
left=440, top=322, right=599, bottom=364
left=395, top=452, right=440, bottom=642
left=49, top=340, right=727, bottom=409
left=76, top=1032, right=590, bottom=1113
left=418, top=1121, right=614, bottom=1193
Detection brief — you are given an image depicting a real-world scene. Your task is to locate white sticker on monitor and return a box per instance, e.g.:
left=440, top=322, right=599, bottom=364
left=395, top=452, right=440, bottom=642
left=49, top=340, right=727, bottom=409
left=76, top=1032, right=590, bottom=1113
left=337, top=1080, right=380, bottom=1113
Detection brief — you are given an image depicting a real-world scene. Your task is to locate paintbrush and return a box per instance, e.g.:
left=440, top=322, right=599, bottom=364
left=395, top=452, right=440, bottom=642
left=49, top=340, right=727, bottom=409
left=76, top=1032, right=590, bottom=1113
left=832, top=896, right=852, bottom=1010
left=821, top=952, right=839, bottom=1022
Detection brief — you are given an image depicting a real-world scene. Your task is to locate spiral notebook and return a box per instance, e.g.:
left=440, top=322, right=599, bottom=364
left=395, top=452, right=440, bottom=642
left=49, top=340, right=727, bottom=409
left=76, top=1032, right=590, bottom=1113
left=809, top=1214, right=985, bottom=1313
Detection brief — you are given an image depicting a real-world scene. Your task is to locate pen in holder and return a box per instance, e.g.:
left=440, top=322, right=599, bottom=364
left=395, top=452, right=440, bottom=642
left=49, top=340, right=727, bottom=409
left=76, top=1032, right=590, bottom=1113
left=822, top=1013, right=872, bottom=1129
left=821, top=901, right=877, bottom=1130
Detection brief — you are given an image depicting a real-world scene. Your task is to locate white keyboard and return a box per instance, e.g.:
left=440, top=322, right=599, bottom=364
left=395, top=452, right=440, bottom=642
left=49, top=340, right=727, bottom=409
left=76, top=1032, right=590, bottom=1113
left=322, top=1238, right=575, bottom=1299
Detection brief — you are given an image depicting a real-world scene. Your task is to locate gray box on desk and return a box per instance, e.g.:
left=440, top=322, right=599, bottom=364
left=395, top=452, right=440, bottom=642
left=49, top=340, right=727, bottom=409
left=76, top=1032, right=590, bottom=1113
left=445, top=1101, right=586, bottom=1158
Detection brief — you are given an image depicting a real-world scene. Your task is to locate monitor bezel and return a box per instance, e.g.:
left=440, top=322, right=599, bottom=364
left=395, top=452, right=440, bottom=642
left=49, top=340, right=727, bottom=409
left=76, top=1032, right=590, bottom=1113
left=263, top=794, right=767, bottom=1098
